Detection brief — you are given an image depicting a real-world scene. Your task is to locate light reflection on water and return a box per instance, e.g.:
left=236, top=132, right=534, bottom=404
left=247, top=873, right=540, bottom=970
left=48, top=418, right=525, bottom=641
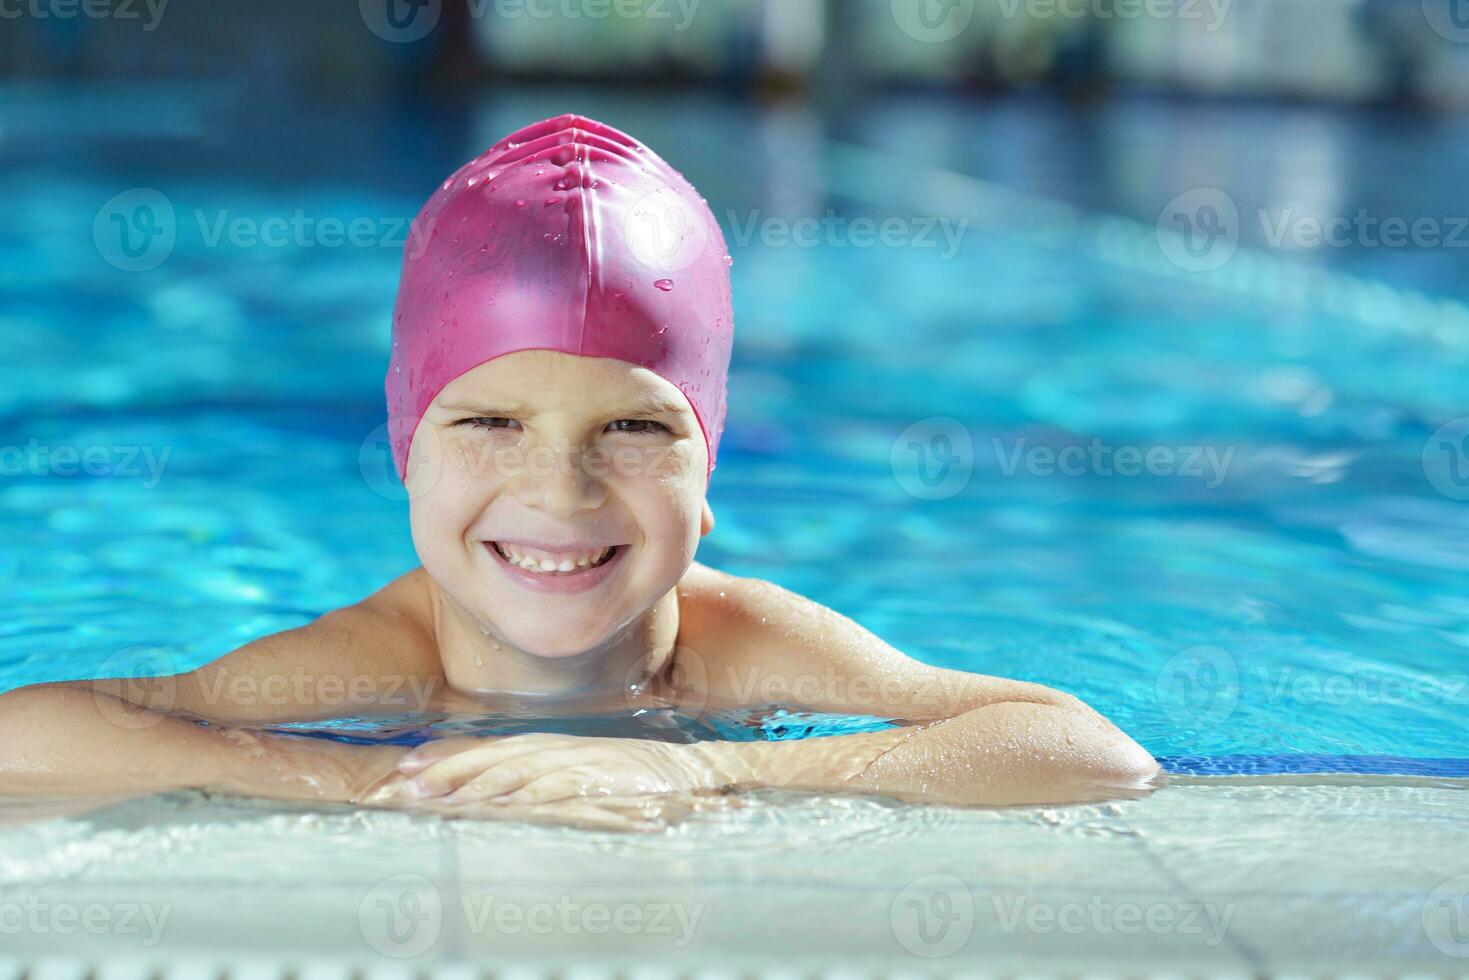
left=260, top=707, right=901, bottom=748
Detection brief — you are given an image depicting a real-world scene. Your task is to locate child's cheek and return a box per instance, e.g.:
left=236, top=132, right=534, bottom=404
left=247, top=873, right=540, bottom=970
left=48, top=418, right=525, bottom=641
left=618, top=450, right=706, bottom=567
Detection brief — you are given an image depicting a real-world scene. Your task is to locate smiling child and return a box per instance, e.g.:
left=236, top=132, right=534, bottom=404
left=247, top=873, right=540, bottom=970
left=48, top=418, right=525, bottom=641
left=0, top=115, right=1159, bottom=829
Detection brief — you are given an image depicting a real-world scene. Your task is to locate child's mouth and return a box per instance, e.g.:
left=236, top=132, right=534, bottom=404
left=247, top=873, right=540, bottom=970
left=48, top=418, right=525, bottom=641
left=487, top=541, right=621, bottom=576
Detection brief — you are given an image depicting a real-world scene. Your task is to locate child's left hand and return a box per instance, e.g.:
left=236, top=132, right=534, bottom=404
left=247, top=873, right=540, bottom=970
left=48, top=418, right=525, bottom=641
left=388, top=734, right=731, bottom=805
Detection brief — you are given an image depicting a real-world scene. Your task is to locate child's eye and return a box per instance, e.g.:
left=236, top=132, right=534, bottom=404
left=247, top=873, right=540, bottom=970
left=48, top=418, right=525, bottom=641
left=460, top=417, right=519, bottom=431
left=607, top=419, right=669, bottom=435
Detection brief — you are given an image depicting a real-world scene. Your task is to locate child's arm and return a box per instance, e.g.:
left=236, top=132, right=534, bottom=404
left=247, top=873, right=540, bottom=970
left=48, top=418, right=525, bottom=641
left=0, top=684, right=406, bottom=804
left=394, top=565, right=1161, bottom=808
left=684, top=565, right=1162, bottom=804
left=0, top=686, right=706, bottom=832
left=0, top=571, right=438, bottom=804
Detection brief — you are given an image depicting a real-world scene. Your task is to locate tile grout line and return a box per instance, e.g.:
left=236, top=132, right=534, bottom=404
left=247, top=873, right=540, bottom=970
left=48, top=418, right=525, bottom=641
left=1113, top=801, right=1272, bottom=976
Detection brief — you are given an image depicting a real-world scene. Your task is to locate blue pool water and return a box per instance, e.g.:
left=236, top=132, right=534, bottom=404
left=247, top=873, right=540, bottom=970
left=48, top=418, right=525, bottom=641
left=3, top=85, right=1467, bottom=778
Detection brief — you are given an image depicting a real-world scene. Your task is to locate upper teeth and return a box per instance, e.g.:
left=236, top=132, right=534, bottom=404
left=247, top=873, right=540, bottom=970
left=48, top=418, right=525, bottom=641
left=496, top=543, right=612, bottom=573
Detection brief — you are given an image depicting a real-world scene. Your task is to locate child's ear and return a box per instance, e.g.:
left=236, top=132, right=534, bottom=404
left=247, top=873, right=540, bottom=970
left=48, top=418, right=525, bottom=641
left=700, top=500, right=715, bottom=537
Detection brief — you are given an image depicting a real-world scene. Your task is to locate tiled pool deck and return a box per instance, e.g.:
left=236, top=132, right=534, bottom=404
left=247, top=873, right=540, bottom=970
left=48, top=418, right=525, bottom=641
left=2, top=777, right=1467, bottom=975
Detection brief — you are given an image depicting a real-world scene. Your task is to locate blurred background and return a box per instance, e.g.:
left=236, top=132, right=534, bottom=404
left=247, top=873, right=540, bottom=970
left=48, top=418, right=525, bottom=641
left=6, top=0, right=1469, bottom=107
left=3, top=0, right=1469, bottom=764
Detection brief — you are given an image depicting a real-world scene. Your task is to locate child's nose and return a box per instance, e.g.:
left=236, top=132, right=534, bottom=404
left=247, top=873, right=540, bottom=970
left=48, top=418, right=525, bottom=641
left=508, top=441, right=608, bottom=517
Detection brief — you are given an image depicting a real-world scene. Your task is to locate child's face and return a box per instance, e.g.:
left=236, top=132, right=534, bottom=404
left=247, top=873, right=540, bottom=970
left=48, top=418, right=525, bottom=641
left=406, top=350, right=713, bottom=658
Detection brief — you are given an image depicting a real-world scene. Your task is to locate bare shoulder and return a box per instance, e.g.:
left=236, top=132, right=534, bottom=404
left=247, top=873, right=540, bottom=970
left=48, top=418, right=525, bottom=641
left=677, top=560, right=813, bottom=615
left=87, top=568, right=444, bottom=725
left=189, top=567, right=443, bottom=722
left=230, top=566, right=441, bottom=679
left=323, top=566, right=439, bottom=659
left=674, top=561, right=873, bottom=674
left=673, top=561, right=1075, bottom=717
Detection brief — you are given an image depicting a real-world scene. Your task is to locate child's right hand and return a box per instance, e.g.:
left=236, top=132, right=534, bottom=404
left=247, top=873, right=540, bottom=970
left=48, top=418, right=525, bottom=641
left=356, top=764, right=734, bottom=832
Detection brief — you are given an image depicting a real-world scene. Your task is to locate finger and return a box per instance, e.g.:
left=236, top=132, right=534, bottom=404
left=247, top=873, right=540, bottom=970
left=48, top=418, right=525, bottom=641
left=496, top=767, right=602, bottom=806
left=399, top=732, right=574, bottom=773
left=439, top=797, right=664, bottom=833
left=408, top=740, right=573, bottom=798
left=529, top=800, right=664, bottom=833
left=437, top=749, right=587, bottom=804
left=397, top=739, right=475, bottom=774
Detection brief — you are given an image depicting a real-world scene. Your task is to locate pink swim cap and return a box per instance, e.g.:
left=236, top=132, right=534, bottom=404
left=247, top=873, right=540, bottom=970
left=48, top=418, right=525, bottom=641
left=386, top=113, right=734, bottom=484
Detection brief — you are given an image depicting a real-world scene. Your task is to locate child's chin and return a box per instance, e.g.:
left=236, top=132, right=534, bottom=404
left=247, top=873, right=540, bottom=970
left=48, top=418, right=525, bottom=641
left=500, top=621, right=617, bottom=660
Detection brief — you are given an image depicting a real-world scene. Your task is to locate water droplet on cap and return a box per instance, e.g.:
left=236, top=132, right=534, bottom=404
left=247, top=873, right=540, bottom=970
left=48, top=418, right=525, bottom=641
left=654, top=279, right=674, bottom=292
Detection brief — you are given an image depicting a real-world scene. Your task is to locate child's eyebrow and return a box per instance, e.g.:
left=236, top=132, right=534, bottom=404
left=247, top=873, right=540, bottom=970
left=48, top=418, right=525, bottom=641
left=436, top=397, right=533, bottom=415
